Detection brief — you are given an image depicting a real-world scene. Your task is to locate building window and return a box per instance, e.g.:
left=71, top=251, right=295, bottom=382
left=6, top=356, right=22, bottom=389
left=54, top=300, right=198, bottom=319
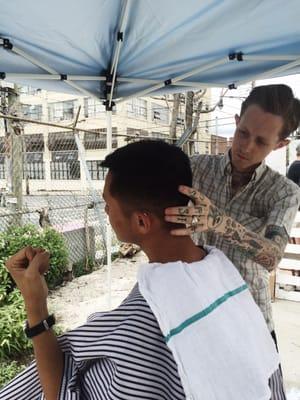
left=0, top=137, right=7, bottom=153
left=22, top=104, right=43, bottom=120
left=50, top=151, right=80, bottom=180
left=0, top=155, right=5, bottom=179
left=151, top=103, right=169, bottom=124
left=20, top=86, right=41, bottom=96
left=23, top=162, right=45, bottom=180
left=48, top=131, right=77, bottom=151
left=51, top=161, right=80, bottom=180
left=48, top=100, right=76, bottom=121
left=86, top=161, right=107, bottom=180
left=84, top=128, right=117, bottom=149
left=127, top=98, right=147, bottom=119
left=23, top=134, right=44, bottom=152
left=151, top=131, right=169, bottom=141
left=51, top=151, right=78, bottom=162
left=23, top=152, right=43, bottom=163
left=176, top=113, right=185, bottom=126
left=126, top=128, right=148, bottom=142
left=84, top=98, right=106, bottom=118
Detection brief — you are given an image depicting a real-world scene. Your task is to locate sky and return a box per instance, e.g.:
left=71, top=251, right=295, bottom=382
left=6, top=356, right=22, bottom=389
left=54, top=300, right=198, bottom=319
left=210, top=74, right=300, bottom=139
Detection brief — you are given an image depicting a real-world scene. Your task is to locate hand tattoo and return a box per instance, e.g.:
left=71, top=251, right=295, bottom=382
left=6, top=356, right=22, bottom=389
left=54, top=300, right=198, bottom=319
left=207, top=205, right=223, bottom=229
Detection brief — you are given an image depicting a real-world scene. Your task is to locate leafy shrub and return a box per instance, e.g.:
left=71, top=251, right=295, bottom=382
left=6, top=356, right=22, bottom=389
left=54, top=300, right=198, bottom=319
left=0, top=225, right=69, bottom=387
left=0, top=360, right=27, bottom=388
left=72, top=256, right=95, bottom=278
left=0, top=290, right=32, bottom=360
left=0, top=224, right=69, bottom=304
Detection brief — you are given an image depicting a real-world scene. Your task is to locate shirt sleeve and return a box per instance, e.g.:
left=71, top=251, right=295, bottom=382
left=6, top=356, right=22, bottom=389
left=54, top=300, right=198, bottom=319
left=266, top=181, right=300, bottom=236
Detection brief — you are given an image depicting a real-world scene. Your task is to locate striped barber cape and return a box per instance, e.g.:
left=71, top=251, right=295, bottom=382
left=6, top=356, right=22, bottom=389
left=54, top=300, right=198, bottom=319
left=0, top=283, right=284, bottom=400
left=0, top=284, right=185, bottom=400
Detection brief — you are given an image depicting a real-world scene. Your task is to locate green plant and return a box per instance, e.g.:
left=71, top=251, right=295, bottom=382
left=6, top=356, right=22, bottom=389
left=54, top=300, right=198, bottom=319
left=0, top=224, right=69, bottom=303
left=0, top=360, right=27, bottom=388
left=72, top=256, right=95, bottom=278
left=0, top=290, right=32, bottom=360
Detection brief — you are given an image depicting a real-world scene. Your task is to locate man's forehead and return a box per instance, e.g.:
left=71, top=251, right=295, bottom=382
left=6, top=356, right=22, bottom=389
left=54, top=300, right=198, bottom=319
left=240, top=105, right=283, bottom=137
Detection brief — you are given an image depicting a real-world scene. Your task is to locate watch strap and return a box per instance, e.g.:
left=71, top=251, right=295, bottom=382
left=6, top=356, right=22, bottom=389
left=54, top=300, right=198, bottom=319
left=24, top=314, right=55, bottom=338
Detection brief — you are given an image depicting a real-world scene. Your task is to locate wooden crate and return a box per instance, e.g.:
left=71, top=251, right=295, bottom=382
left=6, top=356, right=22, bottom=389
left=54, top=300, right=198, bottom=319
left=275, top=225, right=300, bottom=302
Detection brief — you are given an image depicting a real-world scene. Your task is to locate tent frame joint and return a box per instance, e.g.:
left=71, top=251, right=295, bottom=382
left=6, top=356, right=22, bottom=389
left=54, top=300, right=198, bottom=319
left=228, top=83, right=237, bottom=89
left=164, top=78, right=172, bottom=86
left=104, top=72, right=117, bottom=110
left=0, top=72, right=6, bottom=80
left=228, top=52, right=244, bottom=61
left=1, top=37, right=13, bottom=50
left=117, top=31, right=124, bottom=42
left=103, top=100, right=115, bottom=111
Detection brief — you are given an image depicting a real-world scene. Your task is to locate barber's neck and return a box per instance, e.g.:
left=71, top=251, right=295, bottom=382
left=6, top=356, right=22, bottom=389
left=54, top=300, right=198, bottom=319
left=140, top=233, right=206, bottom=264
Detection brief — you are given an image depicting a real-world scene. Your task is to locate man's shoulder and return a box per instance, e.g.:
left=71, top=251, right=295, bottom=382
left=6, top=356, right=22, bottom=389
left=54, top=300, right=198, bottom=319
left=289, top=160, right=300, bottom=171
left=265, top=165, right=300, bottom=196
left=190, top=153, right=221, bottom=172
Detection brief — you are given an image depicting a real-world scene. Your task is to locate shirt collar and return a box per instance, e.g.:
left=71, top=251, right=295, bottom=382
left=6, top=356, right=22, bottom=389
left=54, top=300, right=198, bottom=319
left=220, top=149, right=266, bottom=181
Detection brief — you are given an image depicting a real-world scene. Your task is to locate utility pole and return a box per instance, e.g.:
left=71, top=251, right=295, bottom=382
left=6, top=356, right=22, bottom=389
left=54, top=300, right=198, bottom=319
left=169, top=93, right=180, bottom=144
left=1, top=84, right=23, bottom=224
left=215, top=116, right=219, bottom=155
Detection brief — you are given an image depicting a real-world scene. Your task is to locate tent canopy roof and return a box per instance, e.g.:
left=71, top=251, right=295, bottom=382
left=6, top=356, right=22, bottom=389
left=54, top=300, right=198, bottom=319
left=1, top=0, right=300, bottom=104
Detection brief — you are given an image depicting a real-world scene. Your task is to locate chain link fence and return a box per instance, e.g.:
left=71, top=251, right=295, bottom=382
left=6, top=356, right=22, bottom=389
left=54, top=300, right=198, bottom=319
left=0, top=86, right=120, bottom=275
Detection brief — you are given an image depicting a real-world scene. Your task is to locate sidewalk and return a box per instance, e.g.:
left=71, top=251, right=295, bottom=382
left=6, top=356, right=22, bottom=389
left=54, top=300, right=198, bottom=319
left=273, top=299, right=300, bottom=398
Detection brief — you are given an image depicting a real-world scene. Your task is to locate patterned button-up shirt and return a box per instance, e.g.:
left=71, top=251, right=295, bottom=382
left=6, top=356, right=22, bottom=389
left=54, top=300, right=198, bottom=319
left=191, top=151, right=300, bottom=331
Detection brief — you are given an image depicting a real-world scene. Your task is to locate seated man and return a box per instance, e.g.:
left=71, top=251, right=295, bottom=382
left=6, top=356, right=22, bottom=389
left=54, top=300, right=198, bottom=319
left=1, top=140, right=281, bottom=400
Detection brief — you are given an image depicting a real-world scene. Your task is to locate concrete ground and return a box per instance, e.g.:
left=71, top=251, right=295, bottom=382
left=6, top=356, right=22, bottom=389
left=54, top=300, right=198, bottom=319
left=272, top=299, right=300, bottom=399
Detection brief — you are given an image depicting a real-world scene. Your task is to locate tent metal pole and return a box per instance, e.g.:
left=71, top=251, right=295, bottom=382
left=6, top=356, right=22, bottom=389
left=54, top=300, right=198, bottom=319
left=73, top=131, right=106, bottom=272
left=115, top=56, right=229, bottom=103
left=118, top=77, right=227, bottom=88
left=243, top=55, right=299, bottom=61
left=2, top=73, right=226, bottom=88
left=106, top=110, right=112, bottom=308
left=236, top=57, right=300, bottom=86
left=110, top=0, right=130, bottom=76
left=109, top=0, right=131, bottom=107
left=2, top=73, right=107, bottom=81
left=2, top=40, right=101, bottom=100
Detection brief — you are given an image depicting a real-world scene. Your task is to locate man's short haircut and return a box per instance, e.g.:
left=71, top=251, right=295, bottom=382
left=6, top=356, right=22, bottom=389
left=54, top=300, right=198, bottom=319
left=101, top=140, right=192, bottom=224
left=240, top=84, right=300, bottom=139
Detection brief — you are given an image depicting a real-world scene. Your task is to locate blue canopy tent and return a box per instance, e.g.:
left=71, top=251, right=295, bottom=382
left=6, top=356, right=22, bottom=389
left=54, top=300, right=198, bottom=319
left=1, top=0, right=300, bottom=103
left=1, top=0, right=300, bottom=303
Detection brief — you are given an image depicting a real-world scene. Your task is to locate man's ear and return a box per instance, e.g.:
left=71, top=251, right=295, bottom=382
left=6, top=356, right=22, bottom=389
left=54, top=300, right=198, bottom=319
left=274, top=139, right=290, bottom=150
left=234, top=114, right=240, bottom=126
left=132, top=212, right=152, bottom=234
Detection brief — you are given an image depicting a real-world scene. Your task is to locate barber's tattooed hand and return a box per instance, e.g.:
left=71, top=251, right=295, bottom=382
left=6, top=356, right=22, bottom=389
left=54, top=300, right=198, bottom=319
left=165, top=185, right=224, bottom=235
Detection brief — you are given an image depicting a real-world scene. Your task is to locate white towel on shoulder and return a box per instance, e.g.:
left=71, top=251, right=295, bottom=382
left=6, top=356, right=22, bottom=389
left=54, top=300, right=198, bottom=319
left=137, top=247, right=279, bottom=400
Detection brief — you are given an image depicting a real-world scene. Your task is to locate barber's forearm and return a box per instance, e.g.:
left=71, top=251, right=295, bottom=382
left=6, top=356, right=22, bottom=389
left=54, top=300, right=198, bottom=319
left=26, top=304, right=63, bottom=400
left=213, top=213, right=283, bottom=271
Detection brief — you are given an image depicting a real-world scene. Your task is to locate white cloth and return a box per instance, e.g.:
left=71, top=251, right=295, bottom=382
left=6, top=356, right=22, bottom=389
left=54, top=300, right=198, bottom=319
left=137, top=247, right=279, bottom=400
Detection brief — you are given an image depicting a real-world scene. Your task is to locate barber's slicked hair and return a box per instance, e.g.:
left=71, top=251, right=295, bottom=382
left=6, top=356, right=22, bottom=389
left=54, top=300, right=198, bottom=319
left=241, top=84, right=300, bottom=139
left=101, top=140, right=192, bottom=220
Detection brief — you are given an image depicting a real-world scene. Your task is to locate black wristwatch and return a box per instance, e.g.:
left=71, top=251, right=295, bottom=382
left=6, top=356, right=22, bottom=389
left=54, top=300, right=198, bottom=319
left=24, top=314, right=56, bottom=339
